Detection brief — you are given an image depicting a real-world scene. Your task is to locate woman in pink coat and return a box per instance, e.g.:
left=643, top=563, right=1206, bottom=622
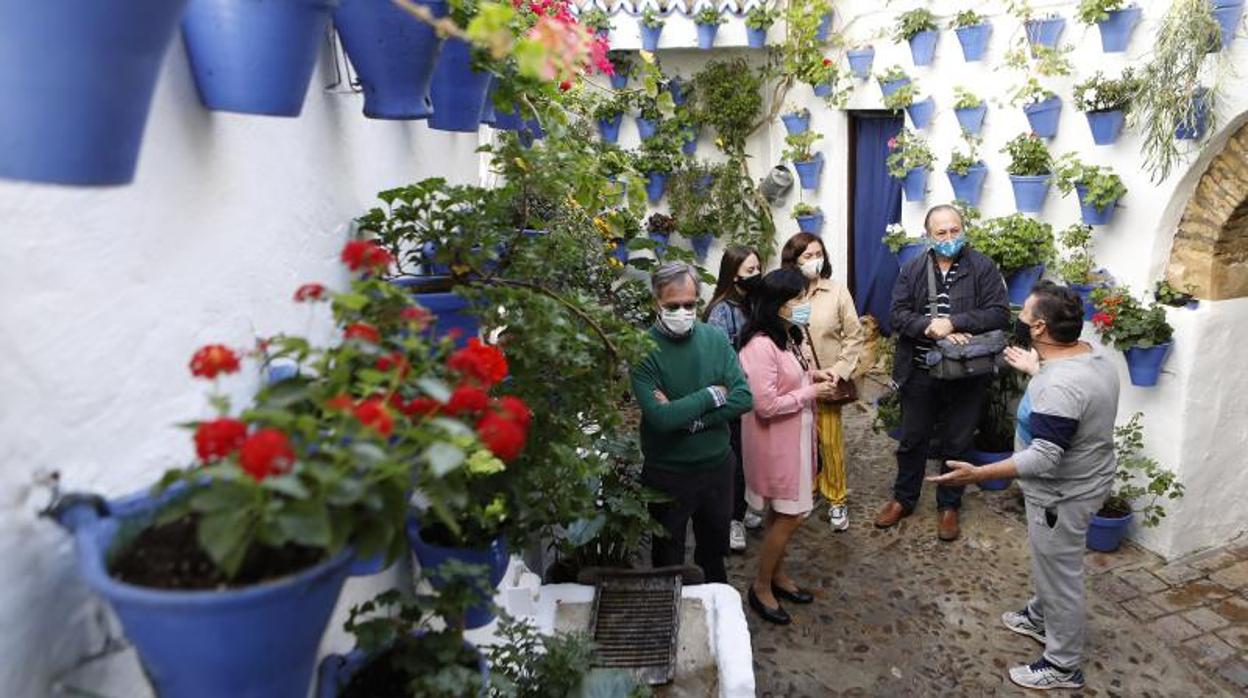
left=738, top=268, right=840, bottom=625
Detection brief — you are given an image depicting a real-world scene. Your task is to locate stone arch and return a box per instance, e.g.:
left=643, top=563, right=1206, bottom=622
left=1167, top=121, right=1248, bottom=299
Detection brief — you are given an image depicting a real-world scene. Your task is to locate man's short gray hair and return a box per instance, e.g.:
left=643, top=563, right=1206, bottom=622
left=651, top=262, right=700, bottom=297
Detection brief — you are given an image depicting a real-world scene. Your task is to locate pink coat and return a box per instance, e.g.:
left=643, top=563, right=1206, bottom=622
left=738, top=334, right=819, bottom=501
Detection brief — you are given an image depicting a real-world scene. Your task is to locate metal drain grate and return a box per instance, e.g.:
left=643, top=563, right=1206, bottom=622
left=587, top=570, right=683, bottom=685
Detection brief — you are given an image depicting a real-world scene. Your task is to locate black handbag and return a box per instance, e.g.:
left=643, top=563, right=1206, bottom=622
left=923, top=256, right=1005, bottom=380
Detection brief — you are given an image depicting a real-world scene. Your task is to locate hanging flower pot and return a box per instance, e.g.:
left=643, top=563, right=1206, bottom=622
left=793, top=154, right=824, bottom=190
left=1212, top=0, right=1245, bottom=51
left=1024, top=16, right=1066, bottom=53
left=1069, top=283, right=1098, bottom=321
left=781, top=111, right=810, bottom=135
left=1087, top=510, right=1133, bottom=552
left=901, top=166, right=928, bottom=201
left=690, top=234, right=714, bottom=259
left=1096, top=6, right=1142, bottom=53
left=954, top=104, right=987, bottom=135
left=696, top=22, right=719, bottom=49
left=847, top=47, right=876, bottom=79
left=1006, top=264, right=1045, bottom=306
left=1123, top=342, right=1173, bottom=386
left=747, top=27, right=768, bottom=48
left=954, top=22, right=992, bottom=61
left=0, top=0, right=190, bottom=185
left=182, top=0, right=338, bottom=117
left=1023, top=95, right=1062, bottom=138
left=668, top=77, right=688, bottom=106
left=640, top=23, right=663, bottom=51
left=681, top=127, right=700, bottom=155
left=334, top=0, right=445, bottom=120
left=406, top=518, right=508, bottom=630
left=1009, top=175, right=1051, bottom=213
left=646, top=171, right=669, bottom=202
left=815, top=11, right=834, bottom=42
left=317, top=638, right=489, bottom=698
left=609, top=70, right=629, bottom=89
left=795, top=212, right=825, bottom=234
left=947, top=163, right=987, bottom=206
left=812, top=81, right=834, bottom=98
left=1175, top=89, right=1210, bottom=140
left=897, top=242, right=926, bottom=266
left=610, top=238, right=630, bottom=265
left=429, top=37, right=492, bottom=132
left=879, top=76, right=912, bottom=98
left=908, top=30, right=939, bottom=66
left=1075, top=184, right=1120, bottom=226
left=636, top=116, right=658, bottom=141
left=965, top=449, right=1012, bottom=490
left=392, top=277, right=479, bottom=347
left=648, top=231, right=670, bottom=256
left=597, top=114, right=623, bottom=143
left=906, top=96, right=935, bottom=129
left=1085, top=109, right=1125, bottom=145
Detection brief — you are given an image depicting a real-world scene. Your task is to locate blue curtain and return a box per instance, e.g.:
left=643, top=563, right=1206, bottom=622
left=851, top=115, right=904, bottom=335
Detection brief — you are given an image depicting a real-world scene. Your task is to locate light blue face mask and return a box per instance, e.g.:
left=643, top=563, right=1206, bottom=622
left=931, top=234, right=966, bottom=258
left=788, top=302, right=812, bottom=326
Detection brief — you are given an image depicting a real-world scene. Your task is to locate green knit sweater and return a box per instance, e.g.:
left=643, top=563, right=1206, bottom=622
left=630, top=323, right=753, bottom=471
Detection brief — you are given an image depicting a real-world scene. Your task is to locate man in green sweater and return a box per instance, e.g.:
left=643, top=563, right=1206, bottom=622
left=631, top=262, right=753, bottom=583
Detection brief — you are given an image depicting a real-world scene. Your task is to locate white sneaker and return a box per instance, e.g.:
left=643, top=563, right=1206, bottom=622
left=742, top=509, right=764, bottom=530
left=1008, top=657, right=1085, bottom=690
left=1002, top=607, right=1047, bottom=644
left=828, top=504, right=849, bottom=532
left=729, top=520, right=747, bottom=552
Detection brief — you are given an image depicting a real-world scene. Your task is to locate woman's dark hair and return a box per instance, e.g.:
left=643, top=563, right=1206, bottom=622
left=742, top=268, right=806, bottom=349
left=1030, top=281, right=1084, bottom=343
left=702, top=245, right=760, bottom=321
left=779, top=233, right=831, bottom=279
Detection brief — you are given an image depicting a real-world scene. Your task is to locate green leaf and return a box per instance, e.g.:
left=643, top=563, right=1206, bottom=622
left=261, top=475, right=310, bottom=500
left=275, top=499, right=332, bottom=548
left=425, top=442, right=465, bottom=476
left=259, top=379, right=312, bottom=409
left=198, top=508, right=255, bottom=577
left=335, top=292, right=370, bottom=311
left=190, top=482, right=254, bottom=513
left=416, top=377, right=452, bottom=402
left=349, top=441, right=390, bottom=466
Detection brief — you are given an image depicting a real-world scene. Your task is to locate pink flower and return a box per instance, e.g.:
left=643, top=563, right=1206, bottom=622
left=591, top=34, right=613, bottom=75
left=887, top=137, right=898, bottom=150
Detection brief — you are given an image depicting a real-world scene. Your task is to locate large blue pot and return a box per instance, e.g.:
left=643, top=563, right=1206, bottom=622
left=429, top=37, right=491, bottom=132
left=781, top=112, right=810, bottom=135
left=901, top=166, right=928, bottom=201
left=636, top=116, right=658, bottom=141
left=897, top=242, right=926, bottom=267
left=1006, top=264, right=1045, bottom=306
left=964, top=449, right=1012, bottom=491
left=1076, top=184, right=1119, bottom=226
left=1023, top=95, right=1062, bottom=138
left=640, top=23, right=663, bottom=51
left=1124, top=342, right=1172, bottom=387
left=907, top=96, right=935, bottom=129
left=1097, top=6, right=1142, bottom=53
left=847, top=48, right=875, bottom=79
left=334, top=0, right=445, bottom=120
left=406, top=518, right=508, bottom=630
left=597, top=114, right=623, bottom=143
left=955, top=23, right=991, bottom=61
left=183, top=0, right=338, bottom=117
left=954, top=104, right=987, bottom=135
left=1024, top=16, right=1065, bottom=52
left=1086, top=109, right=1125, bottom=145
left=690, top=234, right=714, bottom=259
left=815, top=11, right=834, bottom=42
left=880, top=76, right=911, bottom=98
left=696, top=22, right=719, bottom=49
left=1009, top=174, right=1050, bottom=213
left=796, top=213, right=824, bottom=234
left=0, top=0, right=189, bottom=186
left=392, top=277, right=480, bottom=347
left=793, top=155, right=824, bottom=190
left=947, top=163, right=987, bottom=207
left=318, top=638, right=488, bottom=698
left=646, top=171, right=668, bottom=203
left=1087, top=511, right=1133, bottom=552
left=1175, top=89, right=1209, bottom=140
left=1213, top=0, right=1245, bottom=51
left=53, top=489, right=377, bottom=698
left=812, top=81, right=833, bottom=98
left=746, top=27, right=768, bottom=48
left=609, top=69, right=629, bottom=89
left=908, top=29, right=939, bottom=66
left=1069, top=282, right=1098, bottom=321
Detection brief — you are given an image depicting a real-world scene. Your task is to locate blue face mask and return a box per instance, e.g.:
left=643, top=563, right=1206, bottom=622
left=931, top=235, right=966, bottom=258
left=788, top=302, right=812, bottom=326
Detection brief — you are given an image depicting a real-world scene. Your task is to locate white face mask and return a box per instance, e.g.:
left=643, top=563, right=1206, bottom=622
left=800, top=257, right=824, bottom=280
left=659, top=308, right=696, bottom=336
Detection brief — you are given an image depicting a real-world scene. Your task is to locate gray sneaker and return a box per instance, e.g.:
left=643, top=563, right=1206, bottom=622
left=729, top=520, right=747, bottom=552
left=742, top=509, right=764, bottom=530
left=1002, top=607, right=1046, bottom=644
left=828, top=504, right=849, bottom=532
left=1008, top=657, right=1085, bottom=690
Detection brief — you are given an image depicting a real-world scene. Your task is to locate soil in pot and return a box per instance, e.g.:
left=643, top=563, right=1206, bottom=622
left=110, top=513, right=325, bottom=590
left=342, top=637, right=481, bottom=698
left=1097, top=499, right=1131, bottom=519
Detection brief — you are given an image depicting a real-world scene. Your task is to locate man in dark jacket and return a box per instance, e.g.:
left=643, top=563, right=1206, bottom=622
left=874, top=204, right=1010, bottom=541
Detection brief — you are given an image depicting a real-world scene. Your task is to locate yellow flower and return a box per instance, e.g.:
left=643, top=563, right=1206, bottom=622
left=608, top=256, right=623, bottom=268
left=484, top=494, right=508, bottom=521
left=466, top=449, right=506, bottom=475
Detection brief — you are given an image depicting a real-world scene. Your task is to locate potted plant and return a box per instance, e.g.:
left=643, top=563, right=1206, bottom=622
left=486, top=615, right=645, bottom=696
left=967, top=214, right=1055, bottom=305
left=1091, top=286, right=1175, bottom=386
left=876, top=65, right=912, bottom=98
left=1073, top=70, right=1140, bottom=145
left=745, top=6, right=777, bottom=47
left=1078, top=0, right=1143, bottom=52
left=607, top=50, right=632, bottom=89
left=1056, top=223, right=1105, bottom=319
left=815, top=4, right=835, bottom=42
left=1001, top=132, right=1053, bottom=213
left=793, top=202, right=824, bottom=234
left=950, top=10, right=992, bottom=62
left=182, top=0, right=340, bottom=116
left=1174, top=87, right=1211, bottom=140
left=886, top=128, right=934, bottom=201
left=946, top=145, right=987, bottom=207
left=1154, top=279, right=1199, bottom=309
left=1013, top=78, right=1062, bottom=138
left=334, top=0, right=446, bottom=120
left=872, top=390, right=903, bottom=439
left=691, top=58, right=764, bottom=152
left=883, top=222, right=926, bottom=265
left=593, top=94, right=627, bottom=144
left=634, top=94, right=663, bottom=141
left=847, top=43, right=876, bottom=79
left=635, top=137, right=680, bottom=203
left=784, top=131, right=825, bottom=190
left=1212, top=0, right=1246, bottom=50
left=638, top=7, right=665, bottom=52
left=806, top=56, right=840, bottom=98
left=646, top=212, right=676, bottom=256
left=1087, top=413, right=1185, bottom=552
left=781, top=106, right=811, bottom=135
left=579, top=6, right=612, bottom=38
left=953, top=86, right=987, bottom=135
left=693, top=6, right=725, bottom=50
left=967, top=369, right=1028, bottom=490
left=428, top=0, right=494, bottom=132
left=1024, top=12, right=1066, bottom=52
left=894, top=8, right=939, bottom=66
left=1054, top=154, right=1127, bottom=226
left=667, top=162, right=719, bottom=258
left=906, top=93, right=936, bottom=130
left=882, top=79, right=917, bottom=112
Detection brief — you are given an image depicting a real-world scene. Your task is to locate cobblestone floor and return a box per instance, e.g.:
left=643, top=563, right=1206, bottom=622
left=726, top=405, right=1246, bottom=697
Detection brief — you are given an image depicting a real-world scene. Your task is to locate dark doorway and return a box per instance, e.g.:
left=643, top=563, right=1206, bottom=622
left=847, top=112, right=904, bottom=335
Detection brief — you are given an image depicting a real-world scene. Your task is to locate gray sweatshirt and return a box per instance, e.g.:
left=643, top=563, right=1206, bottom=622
left=1013, top=344, right=1121, bottom=507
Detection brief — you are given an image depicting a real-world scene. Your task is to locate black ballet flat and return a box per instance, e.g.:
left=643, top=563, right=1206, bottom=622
left=748, top=588, right=792, bottom=625
left=771, top=583, right=815, bottom=604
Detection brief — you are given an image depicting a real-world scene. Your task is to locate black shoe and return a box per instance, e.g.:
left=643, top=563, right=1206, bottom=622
left=748, top=588, right=792, bottom=625
left=772, top=583, right=815, bottom=604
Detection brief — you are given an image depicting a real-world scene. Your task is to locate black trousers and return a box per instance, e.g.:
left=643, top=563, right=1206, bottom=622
left=642, top=453, right=733, bottom=584
left=728, top=419, right=747, bottom=521
left=894, top=369, right=991, bottom=511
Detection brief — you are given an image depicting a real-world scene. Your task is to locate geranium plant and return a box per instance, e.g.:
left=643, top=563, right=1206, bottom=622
left=953, top=86, right=982, bottom=110
left=1009, top=77, right=1057, bottom=107
left=1001, top=132, right=1053, bottom=175
left=1057, top=223, right=1101, bottom=284
left=949, top=10, right=987, bottom=28
left=745, top=6, right=777, bottom=31
left=947, top=145, right=980, bottom=176
left=693, top=6, right=723, bottom=26
left=1053, top=154, right=1127, bottom=210
left=792, top=201, right=821, bottom=218
left=782, top=131, right=822, bottom=163
left=892, top=8, right=937, bottom=41
left=1073, top=69, right=1141, bottom=112
left=881, top=222, right=917, bottom=253
left=639, top=7, right=664, bottom=30
left=1154, top=279, right=1197, bottom=307
left=1091, top=286, right=1174, bottom=349
left=885, top=128, right=934, bottom=178
left=1100, top=413, right=1185, bottom=525
left=883, top=81, right=917, bottom=110
left=578, top=7, right=611, bottom=34
left=876, top=64, right=909, bottom=84
left=1077, top=0, right=1131, bottom=25
left=967, top=214, right=1055, bottom=272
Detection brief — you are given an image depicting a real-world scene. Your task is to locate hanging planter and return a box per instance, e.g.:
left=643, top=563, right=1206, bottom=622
left=1085, top=109, right=1126, bottom=145
left=1006, top=265, right=1045, bottom=306
left=793, top=154, right=824, bottom=190
left=746, top=27, right=768, bottom=48
left=645, top=171, right=669, bottom=202
left=1009, top=175, right=1051, bottom=213
left=947, top=163, right=987, bottom=206
left=636, top=116, right=658, bottom=141
left=781, top=111, right=811, bottom=135
left=1023, top=95, right=1063, bottom=138
left=1212, top=0, right=1245, bottom=51
left=609, top=71, right=629, bottom=90
left=901, top=166, right=928, bottom=201
left=812, top=81, right=834, bottom=98
left=1097, top=6, right=1143, bottom=52
left=954, top=104, right=987, bottom=135
left=965, top=450, right=1012, bottom=490
left=429, top=37, right=492, bottom=132
left=597, top=114, right=623, bottom=143
left=815, top=11, right=834, bottom=42
left=0, top=0, right=190, bottom=185
left=668, top=77, right=688, bottom=106
left=954, top=22, right=992, bottom=61
left=334, top=0, right=445, bottom=120
left=690, top=234, right=714, bottom=259
left=610, top=238, right=630, bottom=265
left=648, top=231, right=670, bottom=256
left=847, top=47, right=876, bottom=79
left=1175, top=89, right=1210, bottom=140
left=1124, top=342, right=1173, bottom=386
left=639, top=22, right=663, bottom=52
left=795, top=212, right=824, bottom=234
left=879, top=76, right=911, bottom=98
left=908, top=30, right=939, bottom=66
left=1087, top=510, right=1133, bottom=552
left=317, top=639, right=488, bottom=698
left=392, top=277, right=479, bottom=347
left=406, top=518, right=508, bottom=630
left=1075, top=184, right=1120, bottom=225
left=182, top=0, right=338, bottom=117
left=1024, top=15, right=1066, bottom=52
left=696, top=22, right=720, bottom=50
left=1069, top=283, right=1098, bottom=320
left=897, top=242, right=926, bottom=266
left=906, top=96, right=935, bottom=129
left=681, top=127, right=700, bottom=155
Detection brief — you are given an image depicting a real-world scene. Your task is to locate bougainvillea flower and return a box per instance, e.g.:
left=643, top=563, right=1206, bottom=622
left=293, top=283, right=327, bottom=302
left=194, top=418, right=248, bottom=463
left=238, top=428, right=295, bottom=481
left=477, top=412, right=527, bottom=462
left=190, top=344, right=241, bottom=379
left=344, top=322, right=381, bottom=344
left=340, top=240, right=393, bottom=273
left=447, top=338, right=508, bottom=386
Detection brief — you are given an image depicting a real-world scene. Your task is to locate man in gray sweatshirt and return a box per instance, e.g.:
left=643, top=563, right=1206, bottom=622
left=929, top=281, right=1120, bottom=691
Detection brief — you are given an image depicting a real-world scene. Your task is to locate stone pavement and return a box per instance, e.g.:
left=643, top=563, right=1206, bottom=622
left=725, top=405, right=1245, bottom=696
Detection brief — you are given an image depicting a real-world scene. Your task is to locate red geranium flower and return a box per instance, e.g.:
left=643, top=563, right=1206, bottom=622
left=448, top=338, right=509, bottom=387
left=477, top=412, right=527, bottom=462
left=326, top=394, right=355, bottom=411
left=344, top=322, right=381, bottom=343
left=340, top=240, right=394, bottom=273
left=238, top=428, right=295, bottom=481
left=495, top=395, right=532, bottom=430
left=446, top=385, right=490, bottom=416
left=376, top=352, right=409, bottom=378
left=293, top=283, right=327, bottom=302
left=400, top=306, right=432, bottom=330
left=193, top=418, right=247, bottom=463
left=1091, top=312, right=1115, bottom=329
left=190, top=344, right=241, bottom=379
left=353, top=398, right=394, bottom=437
left=822, top=58, right=832, bottom=66
left=400, top=397, right=442, bottom=418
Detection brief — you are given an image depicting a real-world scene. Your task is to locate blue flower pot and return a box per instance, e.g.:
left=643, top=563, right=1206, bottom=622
left=610, top=238, right=630, bottom=265
left=901, top=166, right=928, bottom=201
left=597, top=114, right=623, bottom=143
left=880, top=76, right=911, bottom=98
left=392, top=278, right=480, bottom=347
left=1086, top=109, right=1125, bottom=145
left=429, top=37, right=491, bottom=132
left=334, top=0, right=446, bottom=120
left=317, top=638, right=488, bottom=698
left=691, top=234, right=714, bottom=259
left=1010, top=175, right=1051, bottom=213
left=636, top=116, right=658, bottom=141
left=0, top=0, right=189, bottom=185
left=955, top=23, right=992, bottom=61
left=682, top=130, right=699, bottom=155
left=1069, top=282, right=1098, bottom=321
left=898, top=242, right=926, bottom=267
left=794, top=155, right=824, bottom=190
left=1124, top=342, right=1173, bottom=387
left=696, top=22, right=719, bottom=49
left=815, top=11, right=834, bottom=42
left=406, top=518, right=508, bottom=630
left=947, top=163, right=987, bottom=206
left=1087, top=511, right=1133, bottom=552
left=668, top=78, right=688, bottom=106
left=1023, top=95, right=1062, bottom=138
left=1024, top=16, right=1065, bottom=52
left=183, top=0, right=337, bottom=117
left=648, top=231, right=670, bottom=256
left=640, top=23, right=663, bottom=51
left=908, top=29, right=939, bottom=66
left=813, top=81, right=834, bottom=98
left=52, top=488, right=378, bottom=698
left=781, top=112, right=810, bottom=135
left=609, top=70, right=629, bottom=89
left=1097, top=6, right=1142, bottom=53
left=1175, top=89, right=1209, bottom=140
left=1006, top=264, right=1045, bottom=306
left=847, top=48, right=875, bottom=79
left=965, top=449, right=1012, bottom=490
left=954, top=104, right=987, bottom=135
left=796, top=213, right=824, bottom=234
left=1212, top=0, right=1245, bottom=51
left=906, top=96, right=935, bottom=129
left=646, top=171, right=668, bottom=203
left=1076, top=184, right=1119, bottom=226
left=746, top=27, right=768, bottom=48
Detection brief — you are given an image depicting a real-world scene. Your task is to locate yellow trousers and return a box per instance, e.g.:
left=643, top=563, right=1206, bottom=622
left=815, top=402, right=847, bottom=505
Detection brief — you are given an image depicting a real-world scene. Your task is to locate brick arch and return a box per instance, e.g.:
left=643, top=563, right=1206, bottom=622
left=1167, top=122, right=1248, bottom=300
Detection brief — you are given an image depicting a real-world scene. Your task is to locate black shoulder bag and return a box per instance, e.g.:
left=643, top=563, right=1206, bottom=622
left=924, top=256, right=1006, bottom=380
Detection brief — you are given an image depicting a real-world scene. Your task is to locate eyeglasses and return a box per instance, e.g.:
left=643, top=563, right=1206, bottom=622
left=660, top=302, right=697, bottom=312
